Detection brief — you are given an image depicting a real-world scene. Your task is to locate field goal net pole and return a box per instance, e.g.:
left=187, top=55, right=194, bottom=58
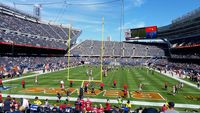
left=100, top=17, right=104, bottom=82
left=67, top=25, right=71, bottom=80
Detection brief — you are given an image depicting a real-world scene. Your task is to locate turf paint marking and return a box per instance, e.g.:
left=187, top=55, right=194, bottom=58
left=131, top=91, right=165, bottom=101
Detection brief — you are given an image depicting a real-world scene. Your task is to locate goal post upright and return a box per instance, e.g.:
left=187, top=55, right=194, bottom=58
left=100, top=17, right=104, bottom=82
left=67, top=18, right=104, bottom=82
left=67, top=25, right=71, bottom=80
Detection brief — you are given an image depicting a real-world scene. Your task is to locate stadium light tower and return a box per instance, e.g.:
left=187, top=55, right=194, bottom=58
left=34, top=4, right=42, bottom=18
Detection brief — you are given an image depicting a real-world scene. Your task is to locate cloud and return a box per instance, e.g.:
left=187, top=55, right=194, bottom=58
left=66, top=15, right=102, bottom=25
left=133, top=0, right=145, bottom=7
left=133, top=21, right=145, bottom=28
left=117, top=21, right=145, bottom=31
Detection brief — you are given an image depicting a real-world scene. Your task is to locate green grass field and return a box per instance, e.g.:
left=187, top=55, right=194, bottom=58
left=3, top=65, right=200, bottom=105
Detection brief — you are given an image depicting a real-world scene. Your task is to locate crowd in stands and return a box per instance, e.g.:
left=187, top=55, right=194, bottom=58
left=0, top=4, right=80, bottom=50
left=71, top=40, right=165, bottom=57
left=149, top=59, right=200, bottom=85
left=0, top=55, right=152, bottom=79
left=0, top=57, right=81, bottom=79
left=171, top=54, right=200, bottom=59
left=0, top=95, right=183, bottom=113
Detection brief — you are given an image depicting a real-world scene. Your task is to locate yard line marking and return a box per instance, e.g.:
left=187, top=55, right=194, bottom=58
left=157, top=93, right=165, bottom=100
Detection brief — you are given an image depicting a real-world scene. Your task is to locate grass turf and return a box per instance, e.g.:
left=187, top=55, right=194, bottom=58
left=2, top=65, right=200, bottom=105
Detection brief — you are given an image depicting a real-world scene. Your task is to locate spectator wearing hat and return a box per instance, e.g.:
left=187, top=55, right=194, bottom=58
left=164, top=102, right=179, bottom=113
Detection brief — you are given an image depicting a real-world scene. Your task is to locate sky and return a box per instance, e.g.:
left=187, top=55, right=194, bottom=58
left=1, top=0, right=200, bottom=42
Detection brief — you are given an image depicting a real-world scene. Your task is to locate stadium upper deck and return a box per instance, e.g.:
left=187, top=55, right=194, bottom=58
left=158, top=7, right=200, bottom=41
left=0, top=3, right=81, bottom=52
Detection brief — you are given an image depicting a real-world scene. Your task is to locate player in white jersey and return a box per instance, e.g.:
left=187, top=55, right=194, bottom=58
left=60, top=80, right=64, bottom=89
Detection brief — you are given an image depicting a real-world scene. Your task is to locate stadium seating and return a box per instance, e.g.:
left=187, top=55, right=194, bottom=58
left=0, top=57, right=81, bottom=78
left=70, top=40, right=165, bottom=57
left=0, top=5, right=81, bottom=50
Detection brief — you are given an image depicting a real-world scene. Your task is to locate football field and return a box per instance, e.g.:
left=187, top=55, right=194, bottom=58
left=3, top=65, right=200, bottom=105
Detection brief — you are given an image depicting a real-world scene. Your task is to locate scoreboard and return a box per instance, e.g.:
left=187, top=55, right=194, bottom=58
left=125, top=26, right=157, bottom=40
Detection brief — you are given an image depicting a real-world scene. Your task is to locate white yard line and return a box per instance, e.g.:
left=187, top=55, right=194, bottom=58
left=2, top=94, right=200, bottom=109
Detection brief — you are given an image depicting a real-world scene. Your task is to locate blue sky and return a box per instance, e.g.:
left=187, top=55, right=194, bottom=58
left=1, top=0, right=200, bottom=42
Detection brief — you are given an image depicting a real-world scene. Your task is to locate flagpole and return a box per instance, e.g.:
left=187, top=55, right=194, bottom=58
left=100, top=17, right=104, bottom=82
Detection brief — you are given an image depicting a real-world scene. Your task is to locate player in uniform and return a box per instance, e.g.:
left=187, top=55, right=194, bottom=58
left=100, top=82, right=104, bottom=91
left=197, top=81, right=200, bottom=88
left=0, top=79, right=4, bottom=88
left=86, top=69, right=89, bottom=76
left=69, top=80, right=73, bottom=87
left=124, top=89, right=128, bottom=98
left=0, top=91, right=2, bottom=102
left=60, top=80, right=64, bottom=89
left=91, top=84, right=95, bottom=94
left=35, top=75, right=38, bottom=84
left=138, top=83, right=143, bottom=92
left=123, top=84, right=128, bottom=90
left=113, top=80, right=116, bottom=88
left=57, top=92, right=62, bottom=102
left=164, top=82, right=168, bottom=90
left=89, top=68, right=93, bottom=81
left=84, top=82, right=88, bottom=93
left=172, top=85, right=176, bottom=95
left=21, top=79, right=25, bottom=89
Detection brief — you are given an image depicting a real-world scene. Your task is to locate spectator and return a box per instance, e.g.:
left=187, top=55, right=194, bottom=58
left=33, top=97, right=42, bottom=105
left=74, top=98, right=81, bottom=113
left=52, top=104, right=58, bottom=113
left=142, top=108, right=159, bottom=113
left=105, top=99, right=111, bottom=113
left=98, top=104, right=104, bottom=113
left=3, top=95, right=11, bottom=113
left=164, top=102, right=179, bottom=113
left=44, top=99, right=49, bottom=107
left=85, top=98, right=92, bottom=113
left=64, top=104, right=73, bottom=113
left=162, top=104, right=168, bottom=112
left=125, top=100, right=132, bottom=112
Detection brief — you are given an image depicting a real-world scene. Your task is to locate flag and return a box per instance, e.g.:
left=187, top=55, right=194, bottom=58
left=145, top=26, right=157, bottom=32
left=145, top=26, right=157, bottom=38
